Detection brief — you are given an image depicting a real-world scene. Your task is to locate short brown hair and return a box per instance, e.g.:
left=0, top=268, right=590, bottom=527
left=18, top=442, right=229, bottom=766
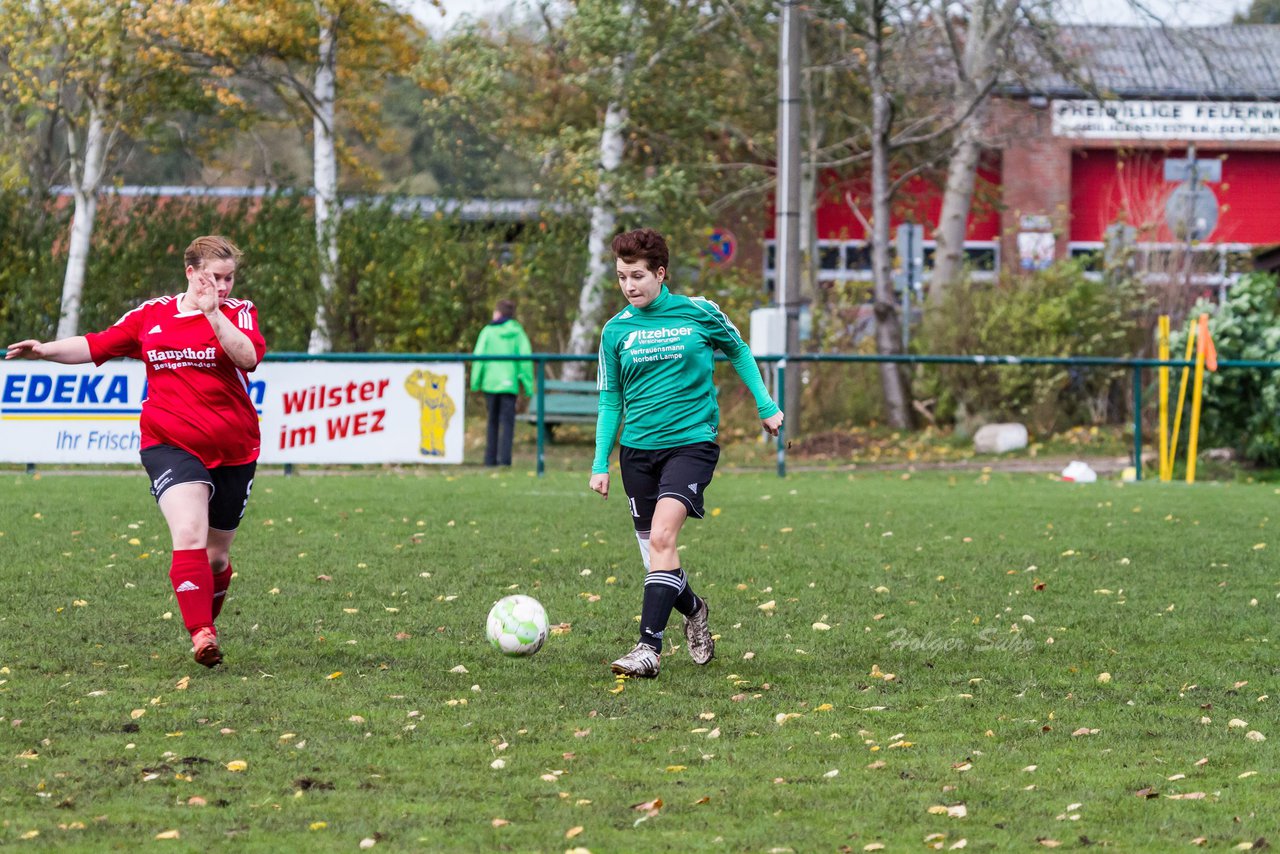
left=495, top=299, right=516, bottom=319
left=184, top=235, right=242, bottom=270
left=611, top=228, right=668, bottom=273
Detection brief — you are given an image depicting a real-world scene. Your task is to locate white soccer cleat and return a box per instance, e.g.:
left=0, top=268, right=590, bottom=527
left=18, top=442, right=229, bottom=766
left=610, top=643, right=661, bottom=678
left=683, top=599, right=715, bottom=665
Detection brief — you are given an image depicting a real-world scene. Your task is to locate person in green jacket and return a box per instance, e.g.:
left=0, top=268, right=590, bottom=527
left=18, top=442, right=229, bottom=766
left=471, top=299, right=534, bottom=466
left=590, top=228, right=784, bottom=679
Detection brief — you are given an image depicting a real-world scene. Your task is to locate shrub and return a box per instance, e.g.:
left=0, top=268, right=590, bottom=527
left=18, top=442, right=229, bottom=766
left=1171, top=272, right=1280, bottom=466
left=919, top=260, right=1151, bottom=433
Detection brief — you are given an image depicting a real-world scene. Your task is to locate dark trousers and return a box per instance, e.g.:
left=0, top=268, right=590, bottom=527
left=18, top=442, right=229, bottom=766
left=484, top=393, right=518, bottom=466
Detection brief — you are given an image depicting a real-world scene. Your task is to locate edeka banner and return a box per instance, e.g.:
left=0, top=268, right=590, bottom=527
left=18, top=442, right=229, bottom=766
left=0, top=361, right=466, bottom=465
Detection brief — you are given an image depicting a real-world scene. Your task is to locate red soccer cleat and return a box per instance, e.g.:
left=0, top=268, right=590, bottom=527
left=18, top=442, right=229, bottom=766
left=191, top=626, right=223, bottom=668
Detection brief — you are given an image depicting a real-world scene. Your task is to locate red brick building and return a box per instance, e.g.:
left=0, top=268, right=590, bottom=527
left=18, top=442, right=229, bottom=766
left=763, top=24, right=1280, bottom=292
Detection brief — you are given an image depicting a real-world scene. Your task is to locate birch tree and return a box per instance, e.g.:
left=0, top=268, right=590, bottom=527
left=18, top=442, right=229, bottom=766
left=814, top=0, right=955, bottom=428
left=559, top=0, right=750, bottom=377
left=149, top=0, right=421, bottom=352
left=0, top=0, right=209, bottom=337
left=928, top=0, right=1026, bottom=299
left=801, top=0, right=1037, bottom=426
left=423, top=0, right=775, bottom=368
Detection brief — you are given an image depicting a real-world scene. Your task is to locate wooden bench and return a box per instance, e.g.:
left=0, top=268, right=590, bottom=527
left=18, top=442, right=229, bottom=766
left=517, top=379, right=599, bottom=439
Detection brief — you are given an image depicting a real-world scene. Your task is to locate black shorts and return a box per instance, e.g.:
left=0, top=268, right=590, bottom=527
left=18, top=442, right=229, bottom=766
left=140, top=445, right=257, bottom=532
left=619, top=441, right=720, bottom=531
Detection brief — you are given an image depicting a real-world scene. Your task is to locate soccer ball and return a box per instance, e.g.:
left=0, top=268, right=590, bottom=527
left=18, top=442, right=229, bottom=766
left=485, top=594, right=549, bottom=657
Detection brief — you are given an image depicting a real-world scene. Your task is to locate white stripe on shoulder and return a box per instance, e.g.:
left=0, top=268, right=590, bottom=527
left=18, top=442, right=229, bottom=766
left=689, top=296, right=742, bottom=338
left=114, top=294, right=173, bottom=325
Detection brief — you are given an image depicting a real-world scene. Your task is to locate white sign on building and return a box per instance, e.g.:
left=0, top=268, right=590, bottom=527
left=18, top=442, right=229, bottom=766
left=1053, top=100, right=1280, bottom=141
left=0, top=361, right=466, bottom=465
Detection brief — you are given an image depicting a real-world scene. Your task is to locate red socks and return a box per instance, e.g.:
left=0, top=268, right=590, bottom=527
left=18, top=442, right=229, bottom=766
left=211, top=564, right=233, bottom=622
left=169, top=548, right=214, bottom=633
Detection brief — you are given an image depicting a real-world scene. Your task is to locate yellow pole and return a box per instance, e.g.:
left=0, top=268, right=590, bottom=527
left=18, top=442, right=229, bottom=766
left=1186, top=313, right=1209, bottom=484
left=1158, top=315, right=1170, bottom=481
left=1168, top=318, right=1197, bottom=481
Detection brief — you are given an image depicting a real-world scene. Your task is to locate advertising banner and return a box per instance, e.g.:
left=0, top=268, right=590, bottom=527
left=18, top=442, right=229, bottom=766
left=0, top=360, right=466, bottom=465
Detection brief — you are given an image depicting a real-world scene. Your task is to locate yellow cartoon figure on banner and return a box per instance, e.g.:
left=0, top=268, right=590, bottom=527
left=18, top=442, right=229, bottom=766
left=404, top=369, right=456, bottom=457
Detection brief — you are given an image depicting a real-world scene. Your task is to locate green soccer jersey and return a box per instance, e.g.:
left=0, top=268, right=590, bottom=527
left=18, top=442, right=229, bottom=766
left=591, top=285, right=780, bottom=474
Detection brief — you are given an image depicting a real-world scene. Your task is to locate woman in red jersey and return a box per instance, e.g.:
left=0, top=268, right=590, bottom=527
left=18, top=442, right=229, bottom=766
left=6, top=236, right=266, bottom=668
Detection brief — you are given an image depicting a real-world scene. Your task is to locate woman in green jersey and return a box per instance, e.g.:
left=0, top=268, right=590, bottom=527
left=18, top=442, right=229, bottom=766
left=589, top=228, right=784, bottom=678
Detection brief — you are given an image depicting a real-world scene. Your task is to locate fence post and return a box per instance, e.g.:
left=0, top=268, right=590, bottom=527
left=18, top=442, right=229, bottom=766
left=535, top=359, right=547, bottom=477
left=1132, top=365, right=1143, bottom=482
left=776, top=360, right=787, bottom=478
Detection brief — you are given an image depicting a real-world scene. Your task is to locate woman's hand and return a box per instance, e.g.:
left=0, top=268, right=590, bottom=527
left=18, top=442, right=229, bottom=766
left=192, top=272, right=220, bottom=315
left=589, top=473, right=609, bottom=500
left=761, top=411, right=785, bottom=437
left=5, top=339, right=45, bottom=360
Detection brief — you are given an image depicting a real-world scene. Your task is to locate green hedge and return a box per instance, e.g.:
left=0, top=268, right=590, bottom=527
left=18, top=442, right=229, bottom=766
left=0, top=192, right=589, bottom=354
left=0, top=192, right=762, bottom=362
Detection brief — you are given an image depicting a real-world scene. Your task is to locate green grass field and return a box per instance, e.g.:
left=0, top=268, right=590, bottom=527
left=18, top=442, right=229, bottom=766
left=0, top=468, right=1274, bottom=852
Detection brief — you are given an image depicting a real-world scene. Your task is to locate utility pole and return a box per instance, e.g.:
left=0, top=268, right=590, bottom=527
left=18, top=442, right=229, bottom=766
left=775, top=0, right=803, bottom=427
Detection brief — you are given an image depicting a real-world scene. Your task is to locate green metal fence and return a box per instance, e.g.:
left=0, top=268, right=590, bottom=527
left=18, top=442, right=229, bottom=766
left=267, top=351, right=1280, bottom=480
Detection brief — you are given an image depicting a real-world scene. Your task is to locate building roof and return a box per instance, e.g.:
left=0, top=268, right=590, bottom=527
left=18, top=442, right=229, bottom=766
left=1006, top=24, right=1280, bottom=100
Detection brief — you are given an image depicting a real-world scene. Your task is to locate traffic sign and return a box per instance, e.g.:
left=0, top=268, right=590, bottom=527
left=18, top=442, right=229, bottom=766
left=1163, top=157, right=1221, bottom=184
left=704, top=228, right=737, bottom=266
left=1165, top=182, right=1219, bottom=241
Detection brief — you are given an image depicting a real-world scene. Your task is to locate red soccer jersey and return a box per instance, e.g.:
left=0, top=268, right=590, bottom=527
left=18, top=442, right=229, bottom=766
left=85, top=294, right=267, bottom=467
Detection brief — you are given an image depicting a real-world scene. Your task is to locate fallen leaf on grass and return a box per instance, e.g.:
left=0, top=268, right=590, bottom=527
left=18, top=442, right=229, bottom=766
left=225, top=760, right=247, bottom=772
left=491, top=819, right=509, bottom=828
left=1166, top=792, right=1207, bottom=800
left=1135, top=787, right=1159, bottom=798
left=1245, top=731, right=1266, bottom=742
left=631, top=798, right=663, bottom=812
left=1037, top=839, right=1061, bottom=848
left=927, top=804, right=967, bottom=818
left=565, top=826, right=584, bottom=839
left=154, top=830, right=180, bottom=840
